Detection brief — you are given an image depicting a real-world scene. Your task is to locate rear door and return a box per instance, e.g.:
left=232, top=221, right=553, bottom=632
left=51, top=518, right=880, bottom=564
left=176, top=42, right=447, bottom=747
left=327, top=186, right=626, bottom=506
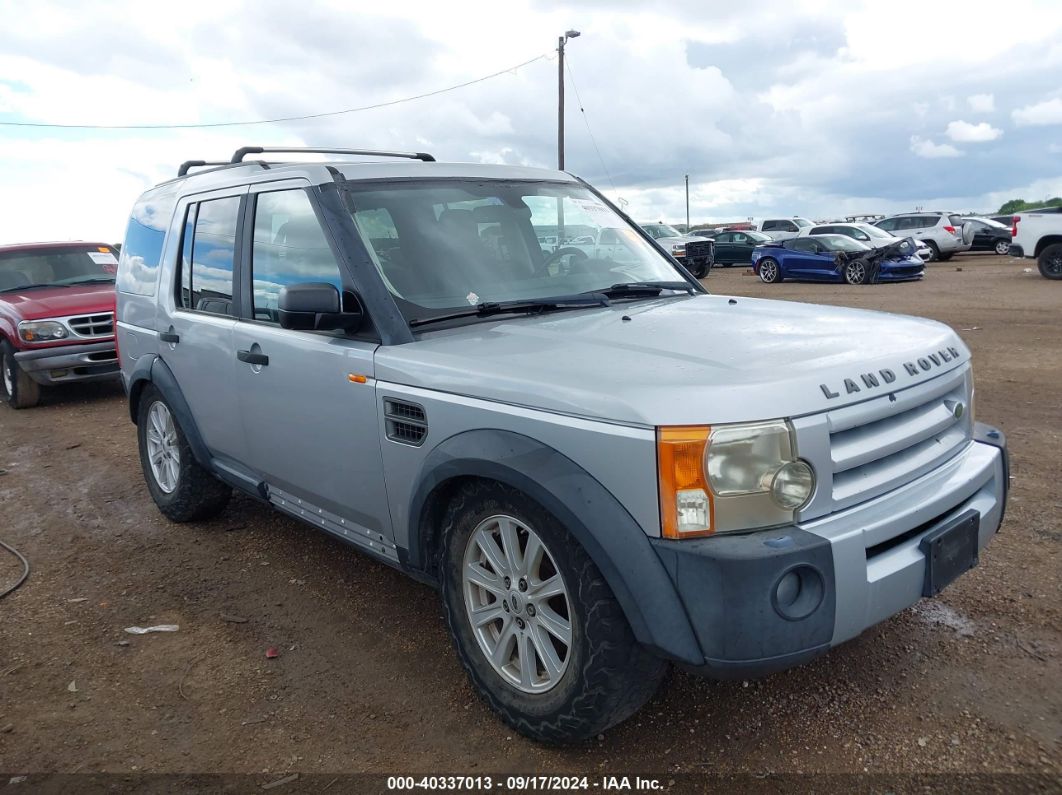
left=158, top=189, right=247, bottom=462
left=231, top=182, right=393, bottom=542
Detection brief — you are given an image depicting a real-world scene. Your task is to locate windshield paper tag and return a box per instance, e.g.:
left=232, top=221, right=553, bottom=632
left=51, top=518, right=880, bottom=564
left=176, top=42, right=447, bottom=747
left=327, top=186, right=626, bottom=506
left=87, top=251, right=118, bottom=265
left=466, top=291, right=480, bottom=305
left=571, top=198, right=620, bottom=225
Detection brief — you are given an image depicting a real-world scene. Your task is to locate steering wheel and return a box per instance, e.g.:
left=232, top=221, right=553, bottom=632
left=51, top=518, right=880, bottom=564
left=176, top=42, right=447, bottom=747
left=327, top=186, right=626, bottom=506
left=541, top=246, right=590, bottom=274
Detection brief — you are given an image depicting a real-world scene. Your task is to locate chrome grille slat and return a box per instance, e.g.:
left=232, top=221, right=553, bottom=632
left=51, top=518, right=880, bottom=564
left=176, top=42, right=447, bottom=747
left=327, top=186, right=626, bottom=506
left=68, top=312, right=114, bottom=338
left=831, top=400, right=959, bottom=473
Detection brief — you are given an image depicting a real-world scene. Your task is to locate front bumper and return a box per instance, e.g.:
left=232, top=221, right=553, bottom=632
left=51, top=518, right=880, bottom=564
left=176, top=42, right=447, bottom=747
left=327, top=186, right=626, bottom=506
left=14, top=340, right=120, bottom=385
left=652, top=422, right=1008, bottom=679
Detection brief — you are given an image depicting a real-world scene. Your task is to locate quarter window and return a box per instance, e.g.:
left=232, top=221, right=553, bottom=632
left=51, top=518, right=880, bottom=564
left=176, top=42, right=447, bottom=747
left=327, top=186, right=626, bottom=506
left=178, top=195, right=240, bottom=315
left=251, top=190, right=343, bottom=324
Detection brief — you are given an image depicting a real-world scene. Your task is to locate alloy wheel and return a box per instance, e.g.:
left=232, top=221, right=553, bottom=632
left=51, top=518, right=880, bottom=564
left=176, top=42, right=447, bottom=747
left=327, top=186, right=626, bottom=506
left=845, top=261, right=867, bottom=284
left=759, top=260, right=777, bottom=283
left=462, top=514, right=573, bottom=694
left=145, top=401, right=180, bottom=494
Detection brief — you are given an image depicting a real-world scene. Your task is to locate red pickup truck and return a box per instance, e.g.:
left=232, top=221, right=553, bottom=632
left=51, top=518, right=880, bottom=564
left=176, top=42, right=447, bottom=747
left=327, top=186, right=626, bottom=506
left=0, top=241, right=121, bottom=408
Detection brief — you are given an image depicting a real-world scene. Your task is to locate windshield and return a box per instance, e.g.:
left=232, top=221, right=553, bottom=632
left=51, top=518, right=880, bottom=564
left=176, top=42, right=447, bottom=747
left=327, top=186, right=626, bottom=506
left=794, top=218, right=813, bottom=228
left=642, top=223, right=682, bottom=239
left=0, top=245, right=118, bottom=291
left=972, top=217, right=1008, bottom=229
left=856, top=224, right=895, bottom=239
left=746, top=231, right=772, bottom=243
left=342, top=180, right=685, bottom=321
left=819, top=235, right=870, bottom=252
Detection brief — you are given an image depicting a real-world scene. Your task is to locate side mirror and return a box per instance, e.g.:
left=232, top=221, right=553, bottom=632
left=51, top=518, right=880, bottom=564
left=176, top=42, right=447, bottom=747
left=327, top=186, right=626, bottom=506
left=278, top=283, right=363, bottom=332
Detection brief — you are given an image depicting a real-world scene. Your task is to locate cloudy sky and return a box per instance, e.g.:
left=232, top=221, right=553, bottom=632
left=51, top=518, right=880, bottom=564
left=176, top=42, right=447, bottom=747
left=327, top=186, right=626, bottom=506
left=2, top=0, right=1061, bottom=243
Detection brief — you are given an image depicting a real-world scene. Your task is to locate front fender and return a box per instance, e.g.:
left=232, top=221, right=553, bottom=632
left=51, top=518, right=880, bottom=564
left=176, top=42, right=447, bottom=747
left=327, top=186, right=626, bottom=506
left=407, top=429, right=703, bottom=664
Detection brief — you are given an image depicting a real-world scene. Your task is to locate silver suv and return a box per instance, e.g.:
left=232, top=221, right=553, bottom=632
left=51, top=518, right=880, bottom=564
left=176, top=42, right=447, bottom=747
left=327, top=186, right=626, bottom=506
left=116, top=147, right=1008, bottom=743
left=874, top=212, right=974, bottom=261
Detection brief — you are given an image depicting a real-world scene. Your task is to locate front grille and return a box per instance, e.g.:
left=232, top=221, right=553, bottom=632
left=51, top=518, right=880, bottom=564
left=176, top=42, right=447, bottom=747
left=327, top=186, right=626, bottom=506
left=685, top=240, right=715, bottom=261
left=68, top=312, right=114, bottom=338
left=824, top=366, right=972, bottom=511
left=383, top=399, right=427, bottom=446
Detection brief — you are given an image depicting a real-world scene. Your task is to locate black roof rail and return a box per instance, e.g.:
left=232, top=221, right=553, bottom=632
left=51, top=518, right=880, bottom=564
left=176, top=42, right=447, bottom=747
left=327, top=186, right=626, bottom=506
left=178, top=160, right=234, bottom=177
left=230, top=146, right=436, bottom=164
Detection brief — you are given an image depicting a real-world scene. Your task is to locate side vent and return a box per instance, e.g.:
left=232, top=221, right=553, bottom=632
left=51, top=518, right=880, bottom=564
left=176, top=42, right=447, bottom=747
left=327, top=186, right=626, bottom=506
left=383, top=399, right=428, bottom=446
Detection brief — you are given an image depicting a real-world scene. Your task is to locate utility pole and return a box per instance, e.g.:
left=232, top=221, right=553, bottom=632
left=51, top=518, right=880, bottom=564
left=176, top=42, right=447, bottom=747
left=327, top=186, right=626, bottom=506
left=557, top=30, right=580, bottom=170
left=685, top=174, right=690, bottom=232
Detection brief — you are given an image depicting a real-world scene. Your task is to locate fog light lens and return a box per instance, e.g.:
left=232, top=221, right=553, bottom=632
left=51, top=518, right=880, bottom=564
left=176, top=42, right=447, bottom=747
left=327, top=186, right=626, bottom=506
left=770, top=460, right=814, bottom=509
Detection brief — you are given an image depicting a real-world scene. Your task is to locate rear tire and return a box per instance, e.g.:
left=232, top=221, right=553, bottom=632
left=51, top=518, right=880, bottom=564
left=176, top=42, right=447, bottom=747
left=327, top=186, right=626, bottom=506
left=0, top=340, right=41, bottom=409
left=994, top=240, right=1010, bottom=256
left=439, top=480, right=667, bottom=744
left=137, top=385, right=231, bottom=522
left=757, top=257, right=782, bottom=283
left=1039, top=243, right=1062, bottom=280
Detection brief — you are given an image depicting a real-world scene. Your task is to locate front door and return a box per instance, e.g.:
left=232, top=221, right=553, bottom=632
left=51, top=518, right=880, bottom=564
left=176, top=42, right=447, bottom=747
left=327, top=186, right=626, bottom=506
left=231, top=184, right=392, bottom=541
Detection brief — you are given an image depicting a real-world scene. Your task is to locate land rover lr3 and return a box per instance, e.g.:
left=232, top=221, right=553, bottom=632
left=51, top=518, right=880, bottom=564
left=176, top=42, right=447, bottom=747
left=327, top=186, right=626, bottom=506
left=116, top=147, right=1008, bottom=744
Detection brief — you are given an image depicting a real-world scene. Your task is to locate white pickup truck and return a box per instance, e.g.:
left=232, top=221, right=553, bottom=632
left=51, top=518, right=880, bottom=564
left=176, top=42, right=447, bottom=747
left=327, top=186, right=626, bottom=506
left=1008, top=207, right=1062, bottom=279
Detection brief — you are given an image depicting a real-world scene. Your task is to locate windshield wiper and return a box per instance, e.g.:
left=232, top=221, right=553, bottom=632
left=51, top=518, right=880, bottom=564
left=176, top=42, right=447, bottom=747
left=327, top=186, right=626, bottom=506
left=66, top=277, right=116, bottom=285
left=592, top=281, right=696, bottom=298
left=409, top=293, right=610, bottom=328
left=0, top=283, right=71, bottom=294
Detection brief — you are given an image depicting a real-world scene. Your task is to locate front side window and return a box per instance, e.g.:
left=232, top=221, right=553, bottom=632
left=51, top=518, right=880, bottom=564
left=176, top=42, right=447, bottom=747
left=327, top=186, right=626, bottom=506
left=178, top=195, right=240, bottom=315
left=250, top=190, right=343, bottom=323
left=341, top=180, right=683, bottom=322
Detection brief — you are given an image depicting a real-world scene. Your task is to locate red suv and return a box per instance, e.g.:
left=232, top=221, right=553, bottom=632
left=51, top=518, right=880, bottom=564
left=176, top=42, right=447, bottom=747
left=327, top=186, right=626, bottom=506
left=0, top=242, right=121, bottom=408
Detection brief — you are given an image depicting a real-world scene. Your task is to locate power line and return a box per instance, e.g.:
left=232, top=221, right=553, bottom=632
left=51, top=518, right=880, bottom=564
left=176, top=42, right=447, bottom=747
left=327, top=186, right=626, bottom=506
left=564, top=56, right=617, bottom=195
left=0, top=53, right=550, bottom=130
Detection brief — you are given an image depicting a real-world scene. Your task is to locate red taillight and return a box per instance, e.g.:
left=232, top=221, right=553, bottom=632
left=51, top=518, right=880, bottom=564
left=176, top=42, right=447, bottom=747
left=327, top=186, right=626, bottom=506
left=943, top=225, right=957, bottom=234
left=1012, top=216, right=1020, bottom=237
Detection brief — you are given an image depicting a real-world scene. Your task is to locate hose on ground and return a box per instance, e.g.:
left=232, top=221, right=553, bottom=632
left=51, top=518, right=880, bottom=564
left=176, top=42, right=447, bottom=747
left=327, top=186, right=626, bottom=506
left=0, top=538, right=30, bottom=600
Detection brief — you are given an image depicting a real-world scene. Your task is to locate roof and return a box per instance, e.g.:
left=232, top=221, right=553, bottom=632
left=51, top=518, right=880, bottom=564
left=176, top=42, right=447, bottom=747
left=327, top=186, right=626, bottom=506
left=0, top=241, right=116, bottom=254
left=154, top=158, right=578, bottom=195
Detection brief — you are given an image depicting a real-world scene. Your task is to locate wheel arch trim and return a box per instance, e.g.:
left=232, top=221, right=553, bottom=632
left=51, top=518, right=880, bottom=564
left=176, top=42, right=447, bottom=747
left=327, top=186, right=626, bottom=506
left=127, top=355, right=212, bottom=469
left=405, top=428, right=703, bottom=664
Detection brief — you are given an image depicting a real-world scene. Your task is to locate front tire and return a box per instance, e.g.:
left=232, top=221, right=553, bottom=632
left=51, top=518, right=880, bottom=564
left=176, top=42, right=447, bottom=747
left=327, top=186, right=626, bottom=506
left=137, top=386, right=230, bottom=522
left=439, top=481, right=667, bottom=744
left=0, top=340, right=41, bottom=409
left=757, top=257, right=782, bottom=283
left=844, top=260, right=868, bottom=285
left=923, top=241, right=940, bottom=262
left=1039, top=243, right=1062, bottom=279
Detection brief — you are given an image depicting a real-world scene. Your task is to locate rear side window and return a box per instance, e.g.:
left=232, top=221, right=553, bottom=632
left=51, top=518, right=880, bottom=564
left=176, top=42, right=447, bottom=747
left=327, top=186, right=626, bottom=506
left=177, top=196, right=241, bottom=316
left=251, top=190, right=343, bottom=324
left=761, top=220, right=779, bottom=231
left=811, top=226, right=832, bottom=234
left=117, top=183, right=179, bottom=296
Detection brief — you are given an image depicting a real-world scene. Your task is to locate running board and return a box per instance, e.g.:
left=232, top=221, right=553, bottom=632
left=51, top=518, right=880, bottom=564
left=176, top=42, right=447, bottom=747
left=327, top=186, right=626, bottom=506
left=267, top=486, right=399, bottom=563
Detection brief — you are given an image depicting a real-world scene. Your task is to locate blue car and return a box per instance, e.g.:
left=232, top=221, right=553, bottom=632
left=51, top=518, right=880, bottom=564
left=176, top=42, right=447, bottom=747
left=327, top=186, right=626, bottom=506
left=750, top=234, right=925, bottom=284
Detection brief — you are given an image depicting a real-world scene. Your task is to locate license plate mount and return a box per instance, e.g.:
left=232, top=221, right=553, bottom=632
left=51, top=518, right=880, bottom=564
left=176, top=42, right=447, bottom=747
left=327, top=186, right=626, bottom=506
left=920, top=509, right=980, bottom=597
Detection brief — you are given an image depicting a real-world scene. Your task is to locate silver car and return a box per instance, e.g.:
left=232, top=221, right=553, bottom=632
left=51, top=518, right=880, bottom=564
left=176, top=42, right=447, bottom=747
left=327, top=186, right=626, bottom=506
left=116, top=147, right=1008, bottom=744
left=874, top=212, right=974, bottom=261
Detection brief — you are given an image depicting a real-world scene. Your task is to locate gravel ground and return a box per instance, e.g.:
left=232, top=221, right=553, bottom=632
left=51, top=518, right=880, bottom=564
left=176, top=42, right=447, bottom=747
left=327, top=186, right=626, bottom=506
left=0, top=254, right=1058, bottom=785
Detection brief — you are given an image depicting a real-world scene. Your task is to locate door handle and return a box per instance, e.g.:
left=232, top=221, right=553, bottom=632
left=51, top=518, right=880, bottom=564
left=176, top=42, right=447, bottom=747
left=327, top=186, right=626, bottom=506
left=237, top=350, right=269, bottom=366
left=159, top=331, right=180, bottom=344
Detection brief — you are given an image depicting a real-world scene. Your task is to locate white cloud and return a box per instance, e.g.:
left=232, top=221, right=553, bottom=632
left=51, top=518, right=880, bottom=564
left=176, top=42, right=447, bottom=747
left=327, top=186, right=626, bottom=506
left=1012, top=97, right=1062, bottom=126
left=945, top=120, right=1003, bottom=143
left=968, top=93, right=995, bottom=112
left=910, top=136, right=963, bottom=159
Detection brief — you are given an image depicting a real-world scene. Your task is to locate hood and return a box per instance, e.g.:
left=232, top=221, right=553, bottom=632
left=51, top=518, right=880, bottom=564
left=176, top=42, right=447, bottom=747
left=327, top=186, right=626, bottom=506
left=375, top=294, right=970, bottom=427
left=0, top=283, right=116, bottom=321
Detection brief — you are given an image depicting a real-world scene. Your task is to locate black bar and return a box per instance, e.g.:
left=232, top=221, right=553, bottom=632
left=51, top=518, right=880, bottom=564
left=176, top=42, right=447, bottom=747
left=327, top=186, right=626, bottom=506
left=230, top=146, right=435, bottom=164
left=236, top=350, right=268, bottom=366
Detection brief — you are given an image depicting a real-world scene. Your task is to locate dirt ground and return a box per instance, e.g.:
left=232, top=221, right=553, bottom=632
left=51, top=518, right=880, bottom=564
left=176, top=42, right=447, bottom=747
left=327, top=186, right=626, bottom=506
left=0, top=254, right=1059, bottom=784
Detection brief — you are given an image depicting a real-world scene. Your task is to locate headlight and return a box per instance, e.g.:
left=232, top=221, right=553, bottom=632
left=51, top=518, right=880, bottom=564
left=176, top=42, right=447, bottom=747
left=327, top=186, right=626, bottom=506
left=657, top=420, right=815, bottom=538
left=670, top=244, right=686, bottom=257
left=18, top=320, right=69, bottom=343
